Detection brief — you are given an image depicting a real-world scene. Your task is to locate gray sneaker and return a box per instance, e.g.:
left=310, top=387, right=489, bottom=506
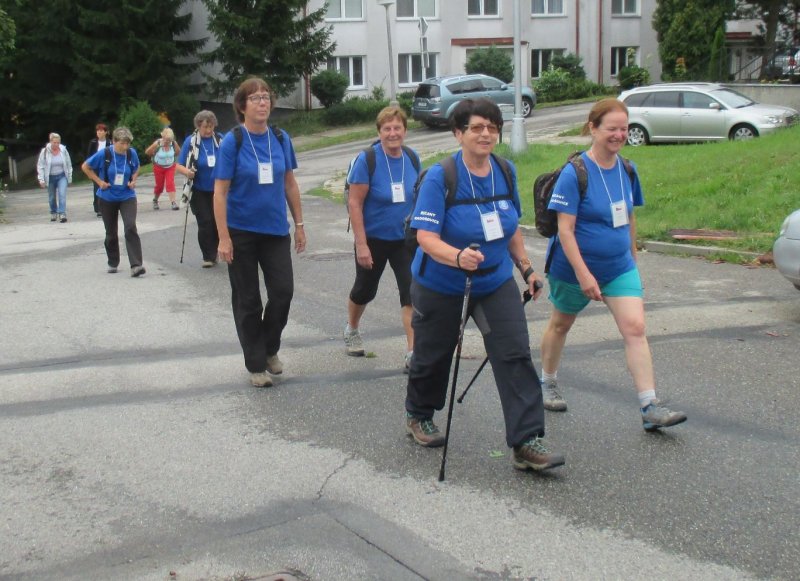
left=541, top=379, right=567, bottom=412
left=343, top=326, right=365, bottom=356
left=512, top=436, right=565, bottom=471
left=266, top=354, right=283, bottom=375
left=641, top=399, right=687, bottom=431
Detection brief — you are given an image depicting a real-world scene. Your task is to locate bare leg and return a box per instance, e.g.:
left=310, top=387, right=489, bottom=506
left=347, top=299, right=367, bottom=329
left=604, top=296, right=654, bottom=394
left=540, top=308, right=577, bottom=375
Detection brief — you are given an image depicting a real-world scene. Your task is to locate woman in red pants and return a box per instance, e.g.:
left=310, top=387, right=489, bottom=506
left=145, top=127, right=181, bottom=210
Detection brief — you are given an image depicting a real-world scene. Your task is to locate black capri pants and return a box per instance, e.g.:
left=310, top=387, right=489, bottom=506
left=349, top=238, right=413, bottom=307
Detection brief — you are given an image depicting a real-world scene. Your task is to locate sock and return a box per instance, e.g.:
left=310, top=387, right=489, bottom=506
left=639, top=390, right=657, bottom=409
left=542, top=371, right=558, bottom=383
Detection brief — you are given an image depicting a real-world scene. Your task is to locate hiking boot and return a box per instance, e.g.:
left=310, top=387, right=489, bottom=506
left=130, top=265, right=146, bottom=278
left=266, top=354, right=283, bottom=375
left=641, top=400, right=687, bottom=432
left=343, top=326, right=365, bottom=356
left=50, top=213, right=57, bottom=222
left=541, top=379, right=567, bottom=412
left=107, top=265, right=118, bottom=274
left=403, top=351, right=413, bottom=374
left=171, top=201, right=179, bottom=211
left=152, top=198, right=160, bottom=210
left=250, top=371, right=273, bottom=388
left=405, top=413, right=445, bottom=447
left=512, top=436, right=565, bottom=471
left=59, top=214, right=67, bottom=223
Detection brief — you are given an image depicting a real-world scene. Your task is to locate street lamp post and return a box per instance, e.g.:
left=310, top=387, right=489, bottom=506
left=511, top=0, right=527, bottom=153
left=377, top=0, right=398, bottom=104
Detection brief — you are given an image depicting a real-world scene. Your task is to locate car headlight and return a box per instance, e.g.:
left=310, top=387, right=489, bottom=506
left=763, top=115, right=782, bottom=125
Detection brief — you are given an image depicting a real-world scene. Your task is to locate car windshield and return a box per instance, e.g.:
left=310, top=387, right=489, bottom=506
left=711, top=88, right=755, bottom=109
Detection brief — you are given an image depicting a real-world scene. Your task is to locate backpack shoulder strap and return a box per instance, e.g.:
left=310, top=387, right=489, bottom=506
left=620, top=155, right=636, bottom=184
left=270, top=124, right=284, bottom=145
left=364, top=146, right=377, bottom=177
left=567, top=151, right=589, bottom=197
left=232, top=125, right=243, bottom=152
left=401, top=145, right=422, bottom=174
left=490, top=152, right=515, bottom=194
left=440, top=155, right=458, bottom=206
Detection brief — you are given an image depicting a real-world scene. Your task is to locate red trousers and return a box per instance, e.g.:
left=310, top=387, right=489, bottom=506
left=153, top=164, right=176, bottom=197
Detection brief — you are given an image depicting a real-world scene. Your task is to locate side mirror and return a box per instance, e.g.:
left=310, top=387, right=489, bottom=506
left=709, top=102, right=721, bottom=110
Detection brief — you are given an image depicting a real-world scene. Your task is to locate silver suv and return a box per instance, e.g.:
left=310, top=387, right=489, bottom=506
left=619, top=83, right=797, bottom=146
left=412, top=74, right=536, bottom=128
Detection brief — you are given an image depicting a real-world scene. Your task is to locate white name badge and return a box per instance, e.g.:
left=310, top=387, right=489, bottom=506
left=480, top=211, right=504, bottom=241
left=113, top=173, right=124, bottom=186
left=391, top=182, right=405, bottom=203
left=206, top=155, right=216, bottom=168
left=611, top=200, right=628, bottom=228
left=258, top=162, right=274, bottom=184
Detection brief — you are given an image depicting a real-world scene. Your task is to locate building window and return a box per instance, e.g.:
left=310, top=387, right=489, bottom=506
left=399, top=53, right=438, bottom=84
left=531, top=48, right=565, bottom=78
left=610, top=46, right=637, bottom=76
left=611, top=0, right=638, bottom=16
left=532, top=0, right=564, bottom=15
left=468, top=0, right=499, bottom=16
left=326, top=0, right=363, bottom=20
left=397, top=0, right=436, bottom=18
left=327, top=56, right=365, bottom=89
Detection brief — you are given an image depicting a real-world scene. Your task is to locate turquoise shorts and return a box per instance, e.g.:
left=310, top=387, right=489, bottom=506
left=548, top=268, right=643, bottom=315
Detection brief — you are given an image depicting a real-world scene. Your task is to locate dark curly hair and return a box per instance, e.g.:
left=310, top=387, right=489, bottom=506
left=450, top=98, right=503, bottom=134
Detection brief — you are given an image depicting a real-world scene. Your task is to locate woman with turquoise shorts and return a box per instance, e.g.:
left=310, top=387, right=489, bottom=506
left=539, top=98, right=687, bottom=432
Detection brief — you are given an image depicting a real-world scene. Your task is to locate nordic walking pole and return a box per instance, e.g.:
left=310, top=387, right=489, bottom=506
left=438, top=243, right=480, bottom=482
left=179, top=202, right=190, bottom=263
left=457, top=280, right=542, bottom=404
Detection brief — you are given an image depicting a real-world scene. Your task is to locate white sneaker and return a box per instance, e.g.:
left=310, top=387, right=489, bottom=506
left=250, top=372, right=273, bottom=388
left=343, top=326, right=365, bottom=356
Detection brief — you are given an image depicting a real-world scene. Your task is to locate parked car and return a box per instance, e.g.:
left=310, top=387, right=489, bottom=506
left=774, top=48, right=799, bottom=80
left=412, top=74, right=536, bottom=128
left=773, top=209, right=800, bottom=291
left=619, top=83, right=798, bottom=146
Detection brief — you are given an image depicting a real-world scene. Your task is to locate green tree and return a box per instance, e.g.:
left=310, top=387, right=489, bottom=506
left=707, top=25, right=727, bottom=81
left=653, top=0, right=735, bottom=80
left=310, top=69, right=349, bottom=108
left=465, top=46, right=513, bottom=82
left=202, top=0, right=335, bottom=98
left=0, top=3, right=16, bottom=57
left=550, top=53, right=586, bottom=80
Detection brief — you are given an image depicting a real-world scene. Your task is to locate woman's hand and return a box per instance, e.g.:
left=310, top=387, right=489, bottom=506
left=293, top=226, right=306, bottom=253
left=355, top=242, right=373, bottom=269
left=578, top=271, right=602, bottom=301
left=528, top=272, right=545, bottom=300
left=456, top=246, right=484, bottom=271
left=218, top=238, right=234, bottom=264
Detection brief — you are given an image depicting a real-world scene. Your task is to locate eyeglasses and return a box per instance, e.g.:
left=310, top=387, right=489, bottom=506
left=247, top=94, right=271, bottom=103
left=464, top=123, right=500, bottom=135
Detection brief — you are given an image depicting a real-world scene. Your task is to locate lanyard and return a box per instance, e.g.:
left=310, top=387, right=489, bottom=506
left=461, top=155, right=498, bottom=216
left=382, top=146, right=405, bottom=183
left=113, top=150, right=124, bottom=177
left=242, top=125, right=273, bottom=166
left=594, top=155, right=626, bottom=205
left=201, top=136, right=217, bottom=158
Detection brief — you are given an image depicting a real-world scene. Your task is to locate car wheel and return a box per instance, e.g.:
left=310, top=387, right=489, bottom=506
left=627, top=124, right=649, bottom=147
left=521, top=97, right=533, bottom=118
left=731, top=124, right=758, bottom=140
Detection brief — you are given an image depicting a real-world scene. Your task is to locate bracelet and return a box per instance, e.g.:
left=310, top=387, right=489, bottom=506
left=295, top=222, right=304, bottom=227
left=522, top=266, right=535, bottom=283
left=456, top=249, right=464, bottom=269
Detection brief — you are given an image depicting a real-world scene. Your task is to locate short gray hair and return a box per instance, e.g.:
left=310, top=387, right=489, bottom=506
left=49, top=132, right=61, bottom=141
left=194, top=110, right=218, bottom=129
left=113, top=127, right=134, bottom=143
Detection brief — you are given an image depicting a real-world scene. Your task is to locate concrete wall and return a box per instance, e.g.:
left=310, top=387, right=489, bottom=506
left=725, top=84, right=800, bottom=111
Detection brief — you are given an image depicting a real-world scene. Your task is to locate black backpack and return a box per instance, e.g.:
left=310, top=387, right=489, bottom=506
left=533, top=151, right=635, bottom=239
left=102, top=146, right=134, bottom=183
left=344, top=141, right=421, bottom=231
left=404, top=153, right=515, bottom=273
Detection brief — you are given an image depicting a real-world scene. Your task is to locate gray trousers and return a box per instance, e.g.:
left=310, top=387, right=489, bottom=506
left=99, top=197, right=143, bottom=269
left=405, top=277, right=545, bottom=448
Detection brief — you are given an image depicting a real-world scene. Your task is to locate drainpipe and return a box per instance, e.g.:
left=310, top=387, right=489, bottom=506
left=597, top=0, right=604, bottom=84
left=304, top=3, right=311, bottom=110
left=575, top=0, right=580, bottom=55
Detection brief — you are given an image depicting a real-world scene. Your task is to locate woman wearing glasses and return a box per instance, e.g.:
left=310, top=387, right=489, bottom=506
left=403, top=98, right=564, bottom=473
left=213, top=77, right=306, bottom=388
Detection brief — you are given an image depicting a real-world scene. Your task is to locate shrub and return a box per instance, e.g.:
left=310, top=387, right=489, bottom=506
left=310, top=70, right=350, bottom=108
left=397, top=91, right=415, bottom=117
left=321, top=97, right=389, bottom=126
left=465, top=45, right=513, bottom=83
left=550, top=53, right=586, bottom=80
left=617, top=65, right=651, bottom=89
left=118, top=101, right=162, bottom=158
left=533, top=67, right=572, bottom=102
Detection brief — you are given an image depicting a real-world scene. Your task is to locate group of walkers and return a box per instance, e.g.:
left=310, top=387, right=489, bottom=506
left=38, top=77, right=687, bottom=475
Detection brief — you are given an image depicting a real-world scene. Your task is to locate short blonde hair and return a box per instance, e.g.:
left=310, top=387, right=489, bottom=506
left=161, top=127, right=175, bottom=142
left=113, top=127, right=134, bottom=143
left=375, top=106, right=407, bottom=131
left=49, top=132, right=61, bottom=142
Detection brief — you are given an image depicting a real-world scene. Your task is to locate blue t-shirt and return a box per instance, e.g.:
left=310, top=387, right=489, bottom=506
left=348, top=143, right=420, bottom=240
left=410, top=152, right=520, bottom=296
left=178, top=133, right=220, bottom=192
left=214, top=125, right=298, bottom=236
left=546, top=152, right=644, bottom=285
left=86, top=147, right=140, bottom=202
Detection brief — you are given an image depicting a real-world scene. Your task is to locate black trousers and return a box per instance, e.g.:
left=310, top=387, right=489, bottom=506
left=190, top=189, right=218, bottom=261
left=405, top=277, right=545, bottom=448
left=227, top=228, right=293, bottom=373
left=92, top=183, right=100, bottom=214
left=349, top=238, right=413, bottom=307
left=98, top=197, right=143, bottom=269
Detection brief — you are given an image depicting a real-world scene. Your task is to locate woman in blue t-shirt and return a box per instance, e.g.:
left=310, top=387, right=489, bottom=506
left=213, top=77, right=306, bottom=389
left=540, top=98, right=687, bottom=432
left=404, top=98, right=563, bottom=473
left=344, top=106, right=420, bottom=370
left=176, top=110, right=222, bottom=267
left=81, top=127, right=145, bottom=277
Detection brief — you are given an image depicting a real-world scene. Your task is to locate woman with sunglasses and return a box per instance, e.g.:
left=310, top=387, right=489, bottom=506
left=213, top=77, right=306, bottom=388
left=403, top=98, right=563, bottom=473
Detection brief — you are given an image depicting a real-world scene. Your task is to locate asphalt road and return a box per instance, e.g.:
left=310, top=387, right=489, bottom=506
left=1, top=113, right=798, bottom=580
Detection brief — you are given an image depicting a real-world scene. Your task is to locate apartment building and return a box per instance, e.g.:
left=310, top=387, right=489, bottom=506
left=183, top=0, right=662, bottom=110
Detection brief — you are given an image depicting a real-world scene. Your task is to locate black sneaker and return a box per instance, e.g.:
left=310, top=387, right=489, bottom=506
left=153, top=198, right=160, bottom=210
left=405, top=413, right=445, bottom=447
left=512, top=437, right=565, bottom=471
